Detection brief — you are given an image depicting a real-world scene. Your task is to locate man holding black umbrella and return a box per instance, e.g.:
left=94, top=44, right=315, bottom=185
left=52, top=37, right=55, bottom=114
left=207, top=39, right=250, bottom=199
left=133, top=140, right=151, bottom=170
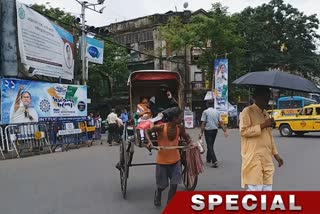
left=239, top=87, right=284, bottom=191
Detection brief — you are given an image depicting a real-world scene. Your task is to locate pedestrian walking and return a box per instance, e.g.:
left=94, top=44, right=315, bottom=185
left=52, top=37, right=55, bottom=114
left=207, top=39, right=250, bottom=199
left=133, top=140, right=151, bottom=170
left=120, top=108, right=129, bottom=140
left=95, top=114, right=102, bottom=144
left=199, top=99, right=228, bottom=168
left=107, top=109, right=118, bottom=146
left=116, top=116, right=123, bottom=143
left=239, top=87, right=284, bottom=191
left=87, top=112, right=95, bottom=146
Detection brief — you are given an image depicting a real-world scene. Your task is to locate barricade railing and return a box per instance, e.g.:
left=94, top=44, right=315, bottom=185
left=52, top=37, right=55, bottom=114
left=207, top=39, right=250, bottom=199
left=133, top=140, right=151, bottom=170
left=4, top=123, right=51, bottom=158
left=48, top=121, right=90, bottom=151
left=0, top=126, right=5, bottom=159
left=1, top=120, right=97, bottom=159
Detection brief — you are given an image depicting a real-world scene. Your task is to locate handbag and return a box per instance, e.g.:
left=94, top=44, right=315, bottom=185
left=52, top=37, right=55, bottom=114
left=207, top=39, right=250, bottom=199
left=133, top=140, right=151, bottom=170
left=196, top=137, right=205, bottom=154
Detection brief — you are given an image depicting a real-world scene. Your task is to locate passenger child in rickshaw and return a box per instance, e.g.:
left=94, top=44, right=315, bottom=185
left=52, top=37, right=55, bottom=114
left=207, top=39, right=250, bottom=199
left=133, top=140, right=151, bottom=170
left=135, top=84, right=178, bottom=140
left=136, top=97, right=152, bottom=140
left=145, top=107, right=196, bottom=207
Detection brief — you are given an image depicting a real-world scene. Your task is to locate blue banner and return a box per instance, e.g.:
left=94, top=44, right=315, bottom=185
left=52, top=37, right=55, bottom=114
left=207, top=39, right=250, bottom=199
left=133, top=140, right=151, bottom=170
left=214, top=59, right=228, bottom=111
left=1, top=78, right=87, bottom=124
left=214, top=59, right=229, bottom=123
left=83, top=36, right=104, bottom=64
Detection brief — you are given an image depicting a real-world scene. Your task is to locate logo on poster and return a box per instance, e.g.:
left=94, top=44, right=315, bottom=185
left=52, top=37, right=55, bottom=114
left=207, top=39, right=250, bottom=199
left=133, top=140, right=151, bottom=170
left=78, top=101, right=86, bottom=112
left=87, top=46, right=100, bottom=58
left=18, top=6, right=25, bottom=19
left=40, top=100, right=51, bottom=112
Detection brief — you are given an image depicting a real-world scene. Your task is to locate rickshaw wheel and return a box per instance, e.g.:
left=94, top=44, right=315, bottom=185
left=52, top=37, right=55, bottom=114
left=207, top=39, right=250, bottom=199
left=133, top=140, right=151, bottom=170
left=182, top=163, right=198, bottom=191
left=119, top=140, right=128, bottom=199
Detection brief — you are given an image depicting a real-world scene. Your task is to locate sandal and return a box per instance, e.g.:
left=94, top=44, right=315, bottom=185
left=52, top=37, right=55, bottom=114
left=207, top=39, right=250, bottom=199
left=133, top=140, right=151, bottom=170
left=154, top=190, right=161, bottom=207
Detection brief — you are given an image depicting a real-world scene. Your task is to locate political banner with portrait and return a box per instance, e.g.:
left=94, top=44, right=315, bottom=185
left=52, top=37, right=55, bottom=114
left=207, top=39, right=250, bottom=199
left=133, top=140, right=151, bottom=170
left=16, top=2, right=74, bottom=80
left=214, top=59, right=229, bottom=123
left=1, top=78, right=87, bottom=124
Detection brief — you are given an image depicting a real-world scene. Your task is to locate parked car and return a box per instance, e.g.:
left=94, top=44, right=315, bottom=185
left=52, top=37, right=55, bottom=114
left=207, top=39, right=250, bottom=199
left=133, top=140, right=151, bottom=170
left=275, top=104, right=320, bottom=137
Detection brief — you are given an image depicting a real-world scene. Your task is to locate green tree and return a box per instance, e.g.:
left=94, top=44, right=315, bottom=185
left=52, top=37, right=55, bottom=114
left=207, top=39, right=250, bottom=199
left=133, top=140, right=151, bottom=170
left=31, top=4, right=77, bottom=32
left=88, top=40, right=129, bottom=101
left=235, top=0, right=320, bottom=78
left=160, top=3, right=246, bottom=102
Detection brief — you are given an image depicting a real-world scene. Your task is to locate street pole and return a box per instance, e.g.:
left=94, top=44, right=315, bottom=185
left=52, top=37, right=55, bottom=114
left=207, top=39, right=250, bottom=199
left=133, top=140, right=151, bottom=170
left=184, top=45, right=188, bottom=109
left=76, top=0, right=105, bottom=85
left=81, top=1, right=87, bottom=85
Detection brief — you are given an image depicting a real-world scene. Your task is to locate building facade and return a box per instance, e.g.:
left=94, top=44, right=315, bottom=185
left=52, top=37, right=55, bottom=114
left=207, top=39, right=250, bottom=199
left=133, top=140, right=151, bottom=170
left=102, top=9, right=210, bottom=117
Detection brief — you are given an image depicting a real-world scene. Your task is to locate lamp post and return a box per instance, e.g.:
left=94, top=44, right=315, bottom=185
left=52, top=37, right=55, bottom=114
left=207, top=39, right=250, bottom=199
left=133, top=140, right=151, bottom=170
left=75, top=0, right=106, bottom=85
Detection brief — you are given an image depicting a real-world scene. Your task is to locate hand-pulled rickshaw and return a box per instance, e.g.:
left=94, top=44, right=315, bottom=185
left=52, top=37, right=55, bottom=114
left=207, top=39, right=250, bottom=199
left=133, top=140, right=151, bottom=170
left=118, top=70, right=198, bottom=199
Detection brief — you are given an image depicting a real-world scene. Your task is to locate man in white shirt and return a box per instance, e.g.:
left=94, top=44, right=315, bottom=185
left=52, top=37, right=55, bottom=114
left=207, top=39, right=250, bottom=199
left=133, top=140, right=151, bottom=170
left=10, top=86, right=38, bottom=124
left=200, top=100, right=228, bottom=168
left=107, top=109, right=118, bottom=146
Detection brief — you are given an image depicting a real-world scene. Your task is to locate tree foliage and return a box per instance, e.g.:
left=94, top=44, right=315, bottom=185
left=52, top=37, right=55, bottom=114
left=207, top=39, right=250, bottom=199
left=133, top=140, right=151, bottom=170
left=235, top=0, right=320, bottom=78
left=88, top=41, right=129, bottom=101
left=160, top=1, right=320, bottom=102
left=31, top=4, right=76, bottom=32
left=160, top=3, right=246, bottom=101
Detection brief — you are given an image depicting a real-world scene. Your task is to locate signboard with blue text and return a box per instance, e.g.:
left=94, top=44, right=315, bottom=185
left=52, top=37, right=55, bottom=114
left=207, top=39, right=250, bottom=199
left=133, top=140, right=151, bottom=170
left=82, top=37, right=104, bottom=64
left=1, top=79, right=87, bottom=124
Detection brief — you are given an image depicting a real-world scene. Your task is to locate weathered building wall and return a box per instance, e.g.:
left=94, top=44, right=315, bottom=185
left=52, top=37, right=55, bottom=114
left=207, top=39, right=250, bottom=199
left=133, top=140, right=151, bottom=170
left=103, top=10, right=208, bottom=108
left=0, top=0, right=19, bottom=76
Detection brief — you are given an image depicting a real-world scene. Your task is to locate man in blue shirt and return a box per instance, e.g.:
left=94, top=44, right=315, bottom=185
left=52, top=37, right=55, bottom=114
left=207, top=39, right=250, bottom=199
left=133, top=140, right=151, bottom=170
left=120, top=109, right=129, bottom=140
left=200, top=100, right=228, bottom=168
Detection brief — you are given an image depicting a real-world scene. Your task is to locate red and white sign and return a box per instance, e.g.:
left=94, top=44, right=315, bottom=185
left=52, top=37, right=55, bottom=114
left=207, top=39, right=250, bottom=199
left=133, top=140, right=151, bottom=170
left=163, top=191, right=319, bottom=213
left=184, top=111, right=194, bottom=129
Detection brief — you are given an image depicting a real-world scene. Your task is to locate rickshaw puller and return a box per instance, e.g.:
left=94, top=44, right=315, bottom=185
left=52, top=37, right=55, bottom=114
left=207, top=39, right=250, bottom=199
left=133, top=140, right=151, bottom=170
left=145, top=107, right=196, bottom=207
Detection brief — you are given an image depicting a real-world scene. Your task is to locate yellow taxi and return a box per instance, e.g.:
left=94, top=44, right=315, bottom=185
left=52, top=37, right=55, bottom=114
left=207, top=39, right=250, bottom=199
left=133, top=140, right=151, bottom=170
left=267, top=109, right=282, bottom=120
left=275, top=104, right=320, bottom=137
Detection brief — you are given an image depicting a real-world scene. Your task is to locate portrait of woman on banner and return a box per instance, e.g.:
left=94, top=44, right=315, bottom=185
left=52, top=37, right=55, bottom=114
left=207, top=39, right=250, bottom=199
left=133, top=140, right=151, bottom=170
left=10, top=85, right=39, bottom=124
left=215, top=62, right=228, bottom=98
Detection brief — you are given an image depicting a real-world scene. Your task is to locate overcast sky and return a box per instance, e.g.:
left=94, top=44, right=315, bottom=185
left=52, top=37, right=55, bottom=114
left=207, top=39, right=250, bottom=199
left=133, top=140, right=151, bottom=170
left=19, top=0, right=320, bottom=26
left=19, top=0, right=320, bottom=49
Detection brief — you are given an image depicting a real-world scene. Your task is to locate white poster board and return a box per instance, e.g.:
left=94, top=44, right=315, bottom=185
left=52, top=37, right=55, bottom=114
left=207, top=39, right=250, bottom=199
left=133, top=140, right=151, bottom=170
left=184, top=111, right=194, bottom=129
left=16, top=2, right=74, bottom=80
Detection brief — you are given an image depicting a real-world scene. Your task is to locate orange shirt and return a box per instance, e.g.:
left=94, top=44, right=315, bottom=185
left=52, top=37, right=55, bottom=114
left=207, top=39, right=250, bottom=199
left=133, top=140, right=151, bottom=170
left=156, top=123, right=180, bottom=164
left=137, top=103, right=152, bottom=119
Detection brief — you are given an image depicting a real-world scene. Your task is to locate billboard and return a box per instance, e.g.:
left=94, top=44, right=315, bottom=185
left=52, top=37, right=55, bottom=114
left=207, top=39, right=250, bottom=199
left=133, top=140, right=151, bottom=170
left=85, top=37, right=104, bottom=64
left=16, top=2, right=74, bottom=80
left=1, top=78, right=87, bottom=124
left=214, top=59, right=228, bottom=123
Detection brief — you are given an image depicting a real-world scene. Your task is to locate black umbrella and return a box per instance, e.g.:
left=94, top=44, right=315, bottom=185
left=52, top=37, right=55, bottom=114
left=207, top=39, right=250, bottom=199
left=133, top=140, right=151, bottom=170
left=232, top=70, right=320, bottom=94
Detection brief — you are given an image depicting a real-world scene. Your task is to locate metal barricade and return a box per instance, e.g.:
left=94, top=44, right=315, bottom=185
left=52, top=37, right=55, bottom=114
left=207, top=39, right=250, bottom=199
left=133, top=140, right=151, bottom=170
left=49, top=121, right=88, bottom=152
left=5, top=123, right=51, bottom=158
left=0, top=126, right=5, bottom=159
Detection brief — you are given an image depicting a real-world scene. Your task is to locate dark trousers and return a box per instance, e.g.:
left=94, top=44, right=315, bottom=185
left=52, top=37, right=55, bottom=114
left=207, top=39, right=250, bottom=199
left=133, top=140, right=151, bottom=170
left=87, top=125, right=94, bottom=140
left=107, top=124, right=118, bottom=144
left=204, top=129, right=218, bottom=163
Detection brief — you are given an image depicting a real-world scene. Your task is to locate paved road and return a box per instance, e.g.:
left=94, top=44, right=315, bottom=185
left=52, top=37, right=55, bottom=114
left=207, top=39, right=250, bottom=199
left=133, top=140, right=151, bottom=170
left=0, top=129, right=320, bottom=214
